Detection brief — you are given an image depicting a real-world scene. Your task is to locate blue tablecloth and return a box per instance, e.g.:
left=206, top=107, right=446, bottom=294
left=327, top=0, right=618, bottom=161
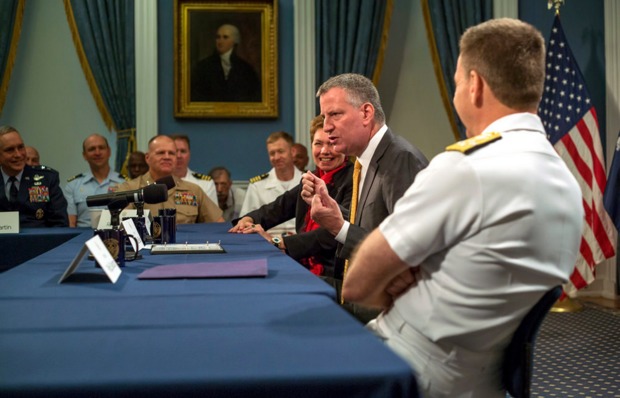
left=0, top=224, right=336, bottom=299
left=0, top=227, right=84, bottom=272
left=0, top=223, right=419, bottom=397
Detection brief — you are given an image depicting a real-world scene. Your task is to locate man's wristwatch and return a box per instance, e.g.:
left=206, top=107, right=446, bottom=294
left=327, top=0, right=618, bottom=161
left=271, top=236, right=282, bottom=249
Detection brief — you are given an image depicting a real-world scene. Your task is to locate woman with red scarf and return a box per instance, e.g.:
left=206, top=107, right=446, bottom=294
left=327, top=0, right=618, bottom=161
left=230, top=115, right=352, bottom=277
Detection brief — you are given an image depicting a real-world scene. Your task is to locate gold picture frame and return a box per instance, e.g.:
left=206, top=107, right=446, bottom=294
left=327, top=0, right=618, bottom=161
left=174, top=0, right=278, bottom=118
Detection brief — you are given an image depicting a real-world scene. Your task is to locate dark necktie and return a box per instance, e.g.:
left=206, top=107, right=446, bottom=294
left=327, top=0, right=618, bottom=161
left=8, top=176, right=18, bottom=204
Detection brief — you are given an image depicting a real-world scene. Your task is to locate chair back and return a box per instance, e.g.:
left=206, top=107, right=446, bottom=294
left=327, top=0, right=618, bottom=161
left=502, top=285, right=562, bottom=398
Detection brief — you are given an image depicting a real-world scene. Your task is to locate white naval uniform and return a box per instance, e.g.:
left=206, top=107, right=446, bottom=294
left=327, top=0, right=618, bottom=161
left=240, top=167, right=303, bottom=235
left=371, top=113, right=584, bottom=398
left=180, top=168, right=218, bottom=206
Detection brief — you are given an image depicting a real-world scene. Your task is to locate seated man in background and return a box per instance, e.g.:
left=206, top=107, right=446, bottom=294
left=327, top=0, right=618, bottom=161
left=240, top=131, right=303, bottom=235
left=291, top=143, right=309, bottom=171
left=25, top=146, right=40, bottom=166
left=117, top=135, right=224, bottom=224
left=170, top=134, right=218, bottom=205
left=340, top=18, right=584, bottom=397
left=0, top=125, right=68, bottom=227
left=63, top=134, right=128, bottom=227
left=230, top=116, right=352, bottom=277
left=127, top=151, right=148, bottom=179
left=208, top=166, right=245, bottom=221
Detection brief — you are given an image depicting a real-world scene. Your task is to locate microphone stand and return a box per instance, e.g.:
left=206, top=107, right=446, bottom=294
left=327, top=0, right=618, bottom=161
left=107, top=198, right=128, bottom=230
left=134, top=201, right=153, bottom=244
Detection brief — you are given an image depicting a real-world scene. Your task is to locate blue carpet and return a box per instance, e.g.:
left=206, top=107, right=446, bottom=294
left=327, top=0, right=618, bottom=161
left=531, top=303, right=620, bottom=397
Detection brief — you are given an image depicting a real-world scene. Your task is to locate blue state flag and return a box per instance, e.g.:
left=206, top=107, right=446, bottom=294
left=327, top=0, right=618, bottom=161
left=604, top=130, right=620, bottom=232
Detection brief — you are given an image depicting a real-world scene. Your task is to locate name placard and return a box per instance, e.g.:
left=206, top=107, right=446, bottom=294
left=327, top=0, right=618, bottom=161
left=58, top=235, right=122, bottom=284
left=0, top=212, right=19, bottom=234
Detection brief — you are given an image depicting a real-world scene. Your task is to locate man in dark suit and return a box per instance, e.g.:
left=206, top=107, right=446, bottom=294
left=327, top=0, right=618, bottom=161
left=191, top=24, right=261, bottom=102
left=0, top=125, right=68, bottom=227
left=301, top=73, right=428, bottom=320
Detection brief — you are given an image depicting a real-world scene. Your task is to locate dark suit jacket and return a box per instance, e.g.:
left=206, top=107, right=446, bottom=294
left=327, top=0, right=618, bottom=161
left=0, top=165, right=69, bottom=227
left=336, top=129, right=428, bottom=276
left=234, top=162, right=353, bottom=275
left=191, top=50, right=261, bottom=102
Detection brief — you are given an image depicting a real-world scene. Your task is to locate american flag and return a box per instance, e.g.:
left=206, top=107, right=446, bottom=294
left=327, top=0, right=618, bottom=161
left=539, top=15, right=616, bottom=296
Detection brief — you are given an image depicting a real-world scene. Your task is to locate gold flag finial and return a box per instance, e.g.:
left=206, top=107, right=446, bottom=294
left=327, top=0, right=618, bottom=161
left=547, top=0, right=565, bottom=14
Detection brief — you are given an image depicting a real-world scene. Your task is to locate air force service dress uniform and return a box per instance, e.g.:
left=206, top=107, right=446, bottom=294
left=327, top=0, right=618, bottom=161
left=63, top=171, right=128, bottom=227
left=239, top=167, right=303, bottom=235
left=116, top=172, right=223, bottom=223
left=369, top=113, right=584, bottom=397
left=0, top=165, right=69, bottom=227
left=181, top=168, right=218, bottom=205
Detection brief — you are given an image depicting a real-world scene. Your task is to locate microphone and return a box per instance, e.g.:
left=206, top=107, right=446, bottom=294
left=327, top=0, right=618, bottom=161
left=86, top=183, right=169, bottom=208
left=155, top=175, right=176, bottom=190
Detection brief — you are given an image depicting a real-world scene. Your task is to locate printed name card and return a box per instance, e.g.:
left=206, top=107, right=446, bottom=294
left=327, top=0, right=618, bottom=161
left=58, top=235, right=122, bottom=284
left=0, top=212, right=19, bottom=234
left=122, top=218, right=145, bottom=252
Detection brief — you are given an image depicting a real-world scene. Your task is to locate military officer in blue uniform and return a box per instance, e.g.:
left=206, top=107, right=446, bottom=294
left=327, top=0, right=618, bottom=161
left=63, top=134, right=127, bottom=227
left=0, top=126, right=68, bottom=227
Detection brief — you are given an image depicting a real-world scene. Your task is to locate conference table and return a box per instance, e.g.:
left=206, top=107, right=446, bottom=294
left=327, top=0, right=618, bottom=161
left=0, top=223, right=419, bottom=397
left=0, top=227, right=83, bottom=272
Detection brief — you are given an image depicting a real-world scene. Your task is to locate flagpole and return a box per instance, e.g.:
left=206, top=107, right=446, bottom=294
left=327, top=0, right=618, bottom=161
left=544, top=0, right=588, bottom=313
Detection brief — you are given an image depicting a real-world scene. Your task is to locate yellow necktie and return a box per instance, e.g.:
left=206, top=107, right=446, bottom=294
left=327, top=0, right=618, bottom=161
left=349, top=160, right=362, bottom=224
left=341, top=160, right=361, bottom=303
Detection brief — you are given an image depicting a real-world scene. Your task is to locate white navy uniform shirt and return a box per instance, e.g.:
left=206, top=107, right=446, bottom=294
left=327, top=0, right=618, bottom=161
left=240, top=167, right=303, bottom=235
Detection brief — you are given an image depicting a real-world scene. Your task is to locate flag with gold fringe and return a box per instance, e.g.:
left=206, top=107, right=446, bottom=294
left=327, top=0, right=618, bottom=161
left=538, top=15, right=616, bottom=296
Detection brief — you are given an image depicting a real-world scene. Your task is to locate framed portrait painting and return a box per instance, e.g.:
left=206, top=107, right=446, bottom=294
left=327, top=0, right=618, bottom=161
left=174, top=0, right=278, bottom=118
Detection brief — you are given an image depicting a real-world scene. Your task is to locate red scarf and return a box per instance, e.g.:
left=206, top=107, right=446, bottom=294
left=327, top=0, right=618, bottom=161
left=301, top=163, right=346, bottom=275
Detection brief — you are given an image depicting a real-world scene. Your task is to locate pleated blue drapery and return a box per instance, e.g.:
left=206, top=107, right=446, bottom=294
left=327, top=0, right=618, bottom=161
left=422, top=0, right=493, bottom=140
left=64, top=0, right=135, bottom=173
left=316, top=0, right=390, bottom=89
left=0, top=0, right=24, bottom=116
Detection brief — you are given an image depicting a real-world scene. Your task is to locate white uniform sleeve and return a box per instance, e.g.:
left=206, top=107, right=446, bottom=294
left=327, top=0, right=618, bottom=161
left=379, top=152, right=483, bottom=267
left=205, top=179, right=218, bottom=205
left=239, top=183, right=258, bottom=216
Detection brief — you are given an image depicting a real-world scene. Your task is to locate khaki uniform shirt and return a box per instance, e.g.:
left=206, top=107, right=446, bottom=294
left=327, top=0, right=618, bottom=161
left=117, top=172, right=223, bottom=224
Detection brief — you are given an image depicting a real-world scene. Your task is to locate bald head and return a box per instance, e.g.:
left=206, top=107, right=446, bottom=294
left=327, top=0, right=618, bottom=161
left=145, top=135, right=177, bottom=180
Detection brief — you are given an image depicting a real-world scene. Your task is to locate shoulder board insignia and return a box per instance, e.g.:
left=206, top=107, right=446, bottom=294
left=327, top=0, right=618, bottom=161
left=119, top=173, right=129, bottom=181
left=249, top=173, right=269, bottom=184
left=445, top=132, right=502, bottom=154
left=66, top=173, right=84, bottom=182
left=191, top=172, right=212, bottom=181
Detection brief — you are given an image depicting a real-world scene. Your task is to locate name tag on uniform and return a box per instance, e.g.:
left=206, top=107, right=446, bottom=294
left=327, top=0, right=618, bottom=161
left=0, top=212, right=19, bottom=234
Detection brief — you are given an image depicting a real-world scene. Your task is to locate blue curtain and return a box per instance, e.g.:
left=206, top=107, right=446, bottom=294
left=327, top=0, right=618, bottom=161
left=64, top=0, right=135, bottom=173
left=421, top=0, right=492, bottom=140
left=316, top=0, right=392, bottom=88
left=0, top=0, right=24, bottom=116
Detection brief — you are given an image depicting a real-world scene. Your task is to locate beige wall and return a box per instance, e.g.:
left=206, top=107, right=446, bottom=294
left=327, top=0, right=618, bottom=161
left=378, top=0, right=454, bottom=159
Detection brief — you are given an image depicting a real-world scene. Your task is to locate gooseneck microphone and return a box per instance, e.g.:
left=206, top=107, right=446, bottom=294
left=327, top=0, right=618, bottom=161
left=86, top=183, right=169, bottom=208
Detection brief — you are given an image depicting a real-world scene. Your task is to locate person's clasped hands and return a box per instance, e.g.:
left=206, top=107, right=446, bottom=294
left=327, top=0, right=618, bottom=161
left=301, top=171, right=345, bottom=236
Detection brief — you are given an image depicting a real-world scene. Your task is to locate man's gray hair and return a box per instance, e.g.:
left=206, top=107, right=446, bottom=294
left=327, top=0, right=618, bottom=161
left=316, top=73, right=385, bottom=124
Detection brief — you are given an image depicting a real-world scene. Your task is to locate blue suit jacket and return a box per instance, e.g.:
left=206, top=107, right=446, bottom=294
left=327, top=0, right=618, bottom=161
left=0, top=165, right=68, bottom=227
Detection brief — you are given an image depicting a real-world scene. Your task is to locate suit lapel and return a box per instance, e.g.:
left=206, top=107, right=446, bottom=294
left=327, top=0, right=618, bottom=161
left=356, top=130, right=393, bottom=224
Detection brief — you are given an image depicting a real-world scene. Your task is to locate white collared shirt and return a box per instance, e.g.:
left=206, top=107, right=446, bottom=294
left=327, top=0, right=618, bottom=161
left=335, top=124, right=388, bottom=243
